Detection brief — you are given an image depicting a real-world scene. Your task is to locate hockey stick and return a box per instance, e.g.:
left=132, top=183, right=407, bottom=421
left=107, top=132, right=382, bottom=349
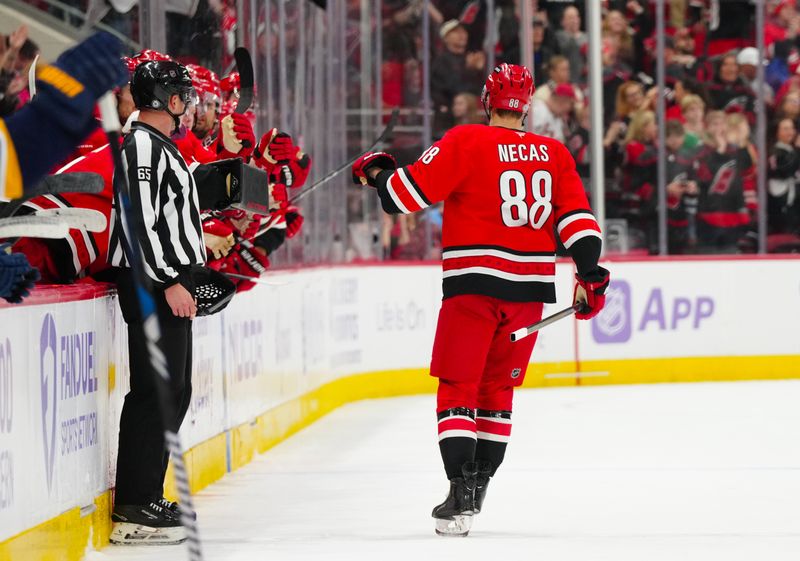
left=509, top=303, right=582, bottom=342
left=233, top=47, right=254, bottom=115
left=289, top=108, right=400, bottom=205
left=99, top=93, right=204, bottom=560
left=33, top=208, right=107, bottom=233
left=0, top=172, right=105, bottom=218
left=0, top=215, right=70, bottom=239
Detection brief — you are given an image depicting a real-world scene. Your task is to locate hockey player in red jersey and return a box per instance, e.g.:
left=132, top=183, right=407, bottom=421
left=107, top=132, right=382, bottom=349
left=352, top=64, right=610, bottom=537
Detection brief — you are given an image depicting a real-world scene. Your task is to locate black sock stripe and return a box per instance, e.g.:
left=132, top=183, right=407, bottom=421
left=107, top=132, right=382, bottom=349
left=476, top=409, right=512, bottom=419
left=437, top=407, right=476, bottom=421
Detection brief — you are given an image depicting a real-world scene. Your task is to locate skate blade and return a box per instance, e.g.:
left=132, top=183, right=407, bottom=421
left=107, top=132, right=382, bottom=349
left=110, top=522, right=187, bottom=545
left=435, top=514, right=473, bottom=537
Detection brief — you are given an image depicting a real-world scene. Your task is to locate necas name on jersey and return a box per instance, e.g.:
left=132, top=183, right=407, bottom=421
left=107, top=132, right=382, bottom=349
left=497, top=143, right=550, bottom=163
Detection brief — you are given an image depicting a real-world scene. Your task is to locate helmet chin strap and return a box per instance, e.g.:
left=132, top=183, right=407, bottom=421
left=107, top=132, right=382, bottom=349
left=165, top=105, right=187, bottom=133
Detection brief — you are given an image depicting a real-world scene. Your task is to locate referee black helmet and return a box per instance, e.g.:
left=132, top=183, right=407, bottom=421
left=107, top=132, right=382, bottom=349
left=130, top=60, right=195, bottom=112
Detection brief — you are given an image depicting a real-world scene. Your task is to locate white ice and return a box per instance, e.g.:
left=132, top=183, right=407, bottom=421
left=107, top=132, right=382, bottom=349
left=89, top=380, right=800, bottom=561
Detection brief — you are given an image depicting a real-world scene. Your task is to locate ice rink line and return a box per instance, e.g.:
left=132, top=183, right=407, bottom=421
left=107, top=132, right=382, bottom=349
left=89, top=380, right=800, bottom=561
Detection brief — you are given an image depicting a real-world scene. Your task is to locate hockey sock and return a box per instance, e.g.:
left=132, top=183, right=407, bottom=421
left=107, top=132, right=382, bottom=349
left=437, top=407, right=477, bottom=480
left=475, top=409, right=512, bottom=476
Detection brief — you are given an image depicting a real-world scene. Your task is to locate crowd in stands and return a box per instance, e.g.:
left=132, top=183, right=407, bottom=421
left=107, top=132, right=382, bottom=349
left=381, top=0, right=800, bottom=256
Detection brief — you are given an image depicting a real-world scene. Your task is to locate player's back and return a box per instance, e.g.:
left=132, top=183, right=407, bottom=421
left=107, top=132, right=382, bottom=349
left=397, top=124, right=599, bottom=303
left=380, top=123, right=601, bottom=303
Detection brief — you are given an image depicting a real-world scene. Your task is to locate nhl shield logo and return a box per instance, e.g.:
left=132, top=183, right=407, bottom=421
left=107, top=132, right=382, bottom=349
left=510, top=368, right=521, bottom=379
left=40, top=313, right=58, bottom=493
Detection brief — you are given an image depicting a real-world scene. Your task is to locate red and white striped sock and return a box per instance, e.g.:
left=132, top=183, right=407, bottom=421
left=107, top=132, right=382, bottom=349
left=475, top=409, right=512, bottom=475
left=437, top=407, right=477, bottom=480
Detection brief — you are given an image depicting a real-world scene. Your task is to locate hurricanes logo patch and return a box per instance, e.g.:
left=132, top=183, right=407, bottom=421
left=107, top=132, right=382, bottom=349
left=510, top=368, right=521, bottom=379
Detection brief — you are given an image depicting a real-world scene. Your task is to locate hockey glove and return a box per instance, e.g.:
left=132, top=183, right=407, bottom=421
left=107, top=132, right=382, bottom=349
left=253, top=129, right=297, bottom=169
left=270, top=182, right=288, bottom=210
left=221, top=240, right=270, bottom=292
left=352, top=151, right=397, bottom=187
left=272, top=153, right=312, bottom=189
left=202, top=218, right=235, bottom=260
left=219, top=208, right=265, bottom=241
left=0, top=246, right=40, bottom=304
left=573, top=266, right=610, bottom=320
left=219, top=113, right=256, bottom=159
left=285, top=206, right=304, bottom=238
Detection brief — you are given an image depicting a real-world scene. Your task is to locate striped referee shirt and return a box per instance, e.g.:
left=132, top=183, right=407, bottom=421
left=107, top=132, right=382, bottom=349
left=109, top=122, right=206, bottom=284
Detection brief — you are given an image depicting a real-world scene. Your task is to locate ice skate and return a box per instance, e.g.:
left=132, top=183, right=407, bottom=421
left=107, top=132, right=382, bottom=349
left=110, top=502, right=186, bottom=545
left=432, top=463, right=477, bottom=536
left=473, top=460, right=493, bottom=514
left=157, top=497, right=197, bottom=521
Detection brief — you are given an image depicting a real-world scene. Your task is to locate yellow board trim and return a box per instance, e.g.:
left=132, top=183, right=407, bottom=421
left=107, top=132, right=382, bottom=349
left=0, top=119, right=23, bottom=200
left=0, top=492, right=111, bottom=561
left=4, top=354, right=799, bottom=560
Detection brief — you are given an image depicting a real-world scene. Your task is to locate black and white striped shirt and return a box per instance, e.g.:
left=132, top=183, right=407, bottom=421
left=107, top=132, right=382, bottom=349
left=109, top=122, right=206, bottom=284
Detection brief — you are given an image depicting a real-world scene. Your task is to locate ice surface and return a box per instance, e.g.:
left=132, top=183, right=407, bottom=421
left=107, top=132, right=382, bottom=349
left=89, top=380, right=800, bottom=561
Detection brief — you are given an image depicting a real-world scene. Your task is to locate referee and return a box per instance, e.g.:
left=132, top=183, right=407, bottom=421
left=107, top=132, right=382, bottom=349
left=109, top=60, right=204, bottom=545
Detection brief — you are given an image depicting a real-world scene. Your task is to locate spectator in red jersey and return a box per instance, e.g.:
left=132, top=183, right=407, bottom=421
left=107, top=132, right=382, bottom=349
left=765, top=0, right=800, bottom=50
left=768, top=117, right=800, bottom=234
left=707, top=52, right=756, bottom=122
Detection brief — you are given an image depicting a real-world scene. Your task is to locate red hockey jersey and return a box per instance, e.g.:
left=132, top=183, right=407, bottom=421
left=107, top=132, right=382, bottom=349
left=20, top=144, right=114, bottom=280
left=376, top=124, right=601, bottom=302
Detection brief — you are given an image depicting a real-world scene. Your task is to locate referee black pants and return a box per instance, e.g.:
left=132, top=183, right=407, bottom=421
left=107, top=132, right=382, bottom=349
left=114, top=268, right=194, bottom=506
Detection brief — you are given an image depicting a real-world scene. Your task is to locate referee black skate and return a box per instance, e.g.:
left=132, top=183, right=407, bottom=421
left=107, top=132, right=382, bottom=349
left=108, top=59, right=204, bottom=545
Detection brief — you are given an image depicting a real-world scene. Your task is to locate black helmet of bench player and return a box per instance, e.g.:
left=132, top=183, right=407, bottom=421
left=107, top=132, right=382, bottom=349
left=130, top=60, right=195, bottom=131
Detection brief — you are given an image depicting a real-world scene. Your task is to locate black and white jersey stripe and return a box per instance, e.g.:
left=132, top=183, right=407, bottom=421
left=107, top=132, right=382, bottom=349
left=109, top=123, right=205, bottom=283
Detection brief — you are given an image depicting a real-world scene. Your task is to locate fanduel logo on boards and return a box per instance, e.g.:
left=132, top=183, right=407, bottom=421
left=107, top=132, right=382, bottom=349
left=592, top=280, right=714, bottom=344
left=39, top=313, right=98, bottom=494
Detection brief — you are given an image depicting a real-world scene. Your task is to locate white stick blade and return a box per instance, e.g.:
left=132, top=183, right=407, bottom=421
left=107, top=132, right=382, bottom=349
left=35, top=208, right=107, bottom=232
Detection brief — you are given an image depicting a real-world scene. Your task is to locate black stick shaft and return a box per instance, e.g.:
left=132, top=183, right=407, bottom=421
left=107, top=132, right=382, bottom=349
left=99, top=94, right=204, bottom=560
left=289, top=109, right=399, bottom=205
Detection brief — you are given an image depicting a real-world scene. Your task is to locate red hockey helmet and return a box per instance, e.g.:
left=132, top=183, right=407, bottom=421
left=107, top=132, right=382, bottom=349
left=186, top=64, right=222, bottom=105
left=220, top=72, right=240, bottom=100
left=132, top=49, right=172, bottom=63
left=481, top=63, right=534, bottom=115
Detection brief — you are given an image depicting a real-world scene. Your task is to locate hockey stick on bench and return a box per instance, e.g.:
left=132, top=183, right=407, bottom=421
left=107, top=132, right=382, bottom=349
left=33, top=207, right=107, bottom=232
left=289, top=108, right=400, bottom=205
left=0, top=215, right=70, bottom=239
left=99, top=93, right=204, bottom=560
left=510, top=303, right=583, bottom=342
